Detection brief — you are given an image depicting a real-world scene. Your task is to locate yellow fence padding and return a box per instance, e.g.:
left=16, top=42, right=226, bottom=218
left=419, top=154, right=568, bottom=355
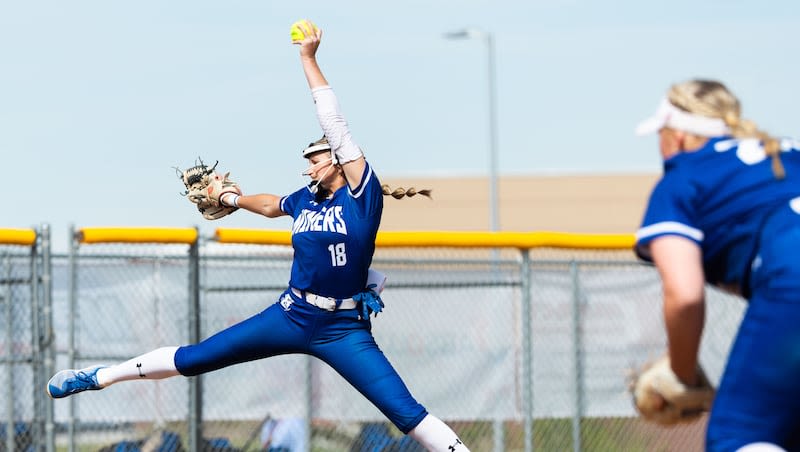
left=374, top=231, right=636, bottom=249
left=0, top=228, right=37, bottom=246
left=214, top=228, right=636, bottom=250
left=77, top=227, right=198, bottom=245
left=214, top=228, right=292, bottom=246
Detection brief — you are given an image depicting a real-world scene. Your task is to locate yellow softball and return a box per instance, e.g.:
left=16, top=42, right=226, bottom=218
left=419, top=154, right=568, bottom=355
left=290, top=20, right=319, bottom=43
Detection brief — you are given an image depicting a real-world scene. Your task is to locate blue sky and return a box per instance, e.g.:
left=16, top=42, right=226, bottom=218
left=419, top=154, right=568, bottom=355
left=2, top=1, right=799, bottom=250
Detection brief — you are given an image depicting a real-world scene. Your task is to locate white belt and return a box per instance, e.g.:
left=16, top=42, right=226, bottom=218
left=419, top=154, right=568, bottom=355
left=291, top=287, right=357, bottom=311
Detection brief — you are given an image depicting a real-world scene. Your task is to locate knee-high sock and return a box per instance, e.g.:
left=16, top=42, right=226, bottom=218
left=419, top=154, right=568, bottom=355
left=408, top=414, right=470, bottom=452
left=735, top=444, right=786, bottom=452
left=95, top=346, right=180, bottom=387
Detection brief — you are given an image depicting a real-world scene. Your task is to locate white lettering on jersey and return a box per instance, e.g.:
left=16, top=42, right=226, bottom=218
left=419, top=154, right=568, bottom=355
left=781, top=138, right=800, bottom=151
left=736, top=139, right=767, bottom=165
left=715, top=138, right=800, bottom=166
left=323, top=207, right=336, bottom=232
left=715, top=138, right=765, bottom=165
left=292, top=206, right=348, bottom=235
left=333, top=207, right=347, bottom=234
left=292, top=210, right=309, bottom=233
left=311, top=210, right=324, bottom=231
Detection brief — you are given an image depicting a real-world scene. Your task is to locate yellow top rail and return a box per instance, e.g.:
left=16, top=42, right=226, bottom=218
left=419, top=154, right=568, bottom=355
left=0, top=228, right=37, bottom=246
left=214, top=228, right=636, bottom=250
left=77, top=227, right=198, bottom=245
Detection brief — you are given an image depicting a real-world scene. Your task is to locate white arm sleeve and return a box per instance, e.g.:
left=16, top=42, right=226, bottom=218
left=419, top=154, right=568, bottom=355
left=311, top=86, right=364, bottom=163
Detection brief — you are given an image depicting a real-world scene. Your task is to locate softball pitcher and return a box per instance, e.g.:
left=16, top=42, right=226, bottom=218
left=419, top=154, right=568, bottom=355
left=47, top=20, right=469, bottom=452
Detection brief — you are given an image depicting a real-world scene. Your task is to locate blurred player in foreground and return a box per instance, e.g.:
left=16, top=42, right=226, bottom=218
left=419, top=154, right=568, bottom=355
left=634, top=79, right=800, bottom=451
left=46, top=19, right=468, bottom=452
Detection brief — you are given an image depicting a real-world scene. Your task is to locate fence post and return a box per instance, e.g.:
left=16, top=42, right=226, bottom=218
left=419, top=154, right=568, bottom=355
left=3, top=253, right=13, bottom=452
left=41, top=224, right=56, bottom=452
left=67, top=224, right=78, bottom=452
left=493, top=251, right=505, bottom=452
left=188, top=229, right=202, bottom=452
left=521, top=250, right=533, bottom=452
left=30, top=226, right=44, bottom=448
left=570, top=261, right=583, bottom=452
left=493, top=414, right=505, bottom=452
left=304, top=356, right=312, bottom=452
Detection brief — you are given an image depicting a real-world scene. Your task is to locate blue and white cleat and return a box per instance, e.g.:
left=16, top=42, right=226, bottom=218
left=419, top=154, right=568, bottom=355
left=46, top=365, right=106, bottom=399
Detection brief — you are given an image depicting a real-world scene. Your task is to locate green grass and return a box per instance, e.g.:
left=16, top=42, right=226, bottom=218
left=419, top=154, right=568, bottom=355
left=57, top=416, right=707, bottom=451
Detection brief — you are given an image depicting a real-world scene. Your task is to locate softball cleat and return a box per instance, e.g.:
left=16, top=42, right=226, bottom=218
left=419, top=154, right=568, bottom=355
left=46, top=365, right=106, bottom=399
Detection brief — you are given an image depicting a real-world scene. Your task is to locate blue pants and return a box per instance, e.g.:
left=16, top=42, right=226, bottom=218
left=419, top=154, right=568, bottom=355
left=707, top=205, right=800, bottom=451
left=174, top=289, right=428, bottom=434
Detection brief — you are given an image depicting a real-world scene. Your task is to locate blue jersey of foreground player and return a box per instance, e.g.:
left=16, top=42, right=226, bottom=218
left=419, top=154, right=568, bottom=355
left=636, top=136, right=800, bottom=293
left=281, top=162, right=382, bottom=299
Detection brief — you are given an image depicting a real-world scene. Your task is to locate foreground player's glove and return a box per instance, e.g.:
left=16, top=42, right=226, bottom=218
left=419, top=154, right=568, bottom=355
left=629, top=355, right=715, bottom=425
left=178, top=159, right=241, bottom=220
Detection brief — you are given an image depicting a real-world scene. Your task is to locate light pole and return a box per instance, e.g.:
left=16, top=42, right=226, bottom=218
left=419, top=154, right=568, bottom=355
left=444, top=28, right=499, bottom=232
left=446, top=27, right=510, bottom=452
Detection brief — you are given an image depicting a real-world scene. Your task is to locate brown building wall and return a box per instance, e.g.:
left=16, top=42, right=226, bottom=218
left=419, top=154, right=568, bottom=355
left=379, top=173, right=660, bottom=234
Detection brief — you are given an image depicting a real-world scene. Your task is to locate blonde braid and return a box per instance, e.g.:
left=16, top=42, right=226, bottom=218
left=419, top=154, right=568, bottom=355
left=381, top=184, right=433, bottom=200
left=721, top=111, right=784, bottom=181
left=669, top=80, right=785, bottom=180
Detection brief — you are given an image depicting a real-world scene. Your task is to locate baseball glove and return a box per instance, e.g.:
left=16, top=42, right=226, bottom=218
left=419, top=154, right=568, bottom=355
left=629, top=355, right=715, bottom=425
left=177, top=159, right=241, bottom=220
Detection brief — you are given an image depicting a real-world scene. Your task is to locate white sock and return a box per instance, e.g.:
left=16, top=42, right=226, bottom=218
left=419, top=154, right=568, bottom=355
left=408, top=414, right=470, bottom=452
left=95, top=346, right=180, bottom=387
left=736, top=444, right=786, bottom=452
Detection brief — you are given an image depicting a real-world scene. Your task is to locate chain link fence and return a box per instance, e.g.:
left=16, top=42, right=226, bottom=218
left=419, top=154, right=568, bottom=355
left=1, top=228, right=746, bottom=452
left=0, top=227, right=52, bottom=452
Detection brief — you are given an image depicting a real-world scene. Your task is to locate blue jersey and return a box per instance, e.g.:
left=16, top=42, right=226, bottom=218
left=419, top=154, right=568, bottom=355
left=280, top=162, right=383, bottom=299
left=635, top=136, right=800, bottom=288
left=175, top=160, right=429, bottom=434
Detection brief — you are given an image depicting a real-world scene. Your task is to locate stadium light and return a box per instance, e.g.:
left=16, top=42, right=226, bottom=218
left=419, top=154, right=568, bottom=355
left=444, top=27, right=499, bottom=232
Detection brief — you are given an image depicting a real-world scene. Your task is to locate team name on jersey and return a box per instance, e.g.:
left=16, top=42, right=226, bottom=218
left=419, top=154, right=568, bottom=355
left=292, top=206, right=348, bottom=235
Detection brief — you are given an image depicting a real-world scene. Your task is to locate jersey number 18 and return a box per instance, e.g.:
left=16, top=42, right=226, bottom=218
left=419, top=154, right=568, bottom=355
left=328, top=243, right=347, bottom=267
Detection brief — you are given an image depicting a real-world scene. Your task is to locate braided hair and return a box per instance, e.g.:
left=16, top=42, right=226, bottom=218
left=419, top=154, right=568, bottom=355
left=668, top=79, right=784, bottom=180
left=381, top=184, right=432, bottom=200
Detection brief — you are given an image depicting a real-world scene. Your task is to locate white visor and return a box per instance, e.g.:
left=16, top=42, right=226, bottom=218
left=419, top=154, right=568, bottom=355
left=302, top=142, right=332, bottom=158
left=635, top=98, right=730, bottom=137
